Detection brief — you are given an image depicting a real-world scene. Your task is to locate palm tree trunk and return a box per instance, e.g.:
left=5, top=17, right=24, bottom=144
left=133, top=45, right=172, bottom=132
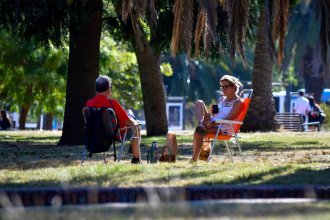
left=241, top=10, right=279, bottom=131
left=59, top=0, right=102, bottom=145
left=135, top=46, right=168, bottom=136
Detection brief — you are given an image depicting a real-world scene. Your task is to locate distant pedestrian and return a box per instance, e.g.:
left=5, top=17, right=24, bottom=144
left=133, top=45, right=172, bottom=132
left=293, top=90, right=310, bottom=122
left=0, top=110, right=12, bottom=130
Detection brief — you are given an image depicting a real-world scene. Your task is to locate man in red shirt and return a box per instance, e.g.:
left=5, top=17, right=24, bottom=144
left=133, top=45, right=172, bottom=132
left=86, top=75, right=141, bottom=164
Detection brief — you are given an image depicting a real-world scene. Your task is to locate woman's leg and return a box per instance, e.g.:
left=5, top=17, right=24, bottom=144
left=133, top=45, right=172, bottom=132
left=191, top=127, right=218, bottom=162
left=192, top=100, right=209, bottom=162
left=195, top=100, right=208, bottom=124
left=191, top=131, right=205, bottom=161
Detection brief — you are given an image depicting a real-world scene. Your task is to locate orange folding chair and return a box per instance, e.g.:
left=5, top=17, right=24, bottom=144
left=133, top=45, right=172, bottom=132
left=205, top=89, right=253, bottom=162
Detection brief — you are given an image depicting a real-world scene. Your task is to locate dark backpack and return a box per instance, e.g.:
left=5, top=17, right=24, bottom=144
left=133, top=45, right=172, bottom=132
left=83, top=107, right=118, bottom=160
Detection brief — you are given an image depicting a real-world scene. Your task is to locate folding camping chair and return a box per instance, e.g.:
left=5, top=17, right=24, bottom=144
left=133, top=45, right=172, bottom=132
left=81, top=107, right=141, bottom=164
left=205, top=89, right=253, bottom=162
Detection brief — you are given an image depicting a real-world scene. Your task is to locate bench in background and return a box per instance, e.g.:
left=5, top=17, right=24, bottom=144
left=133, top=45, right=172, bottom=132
left=276, top=113, right=321, bottom=132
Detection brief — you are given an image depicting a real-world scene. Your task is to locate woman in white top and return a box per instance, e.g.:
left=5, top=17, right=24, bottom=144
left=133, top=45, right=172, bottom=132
left=190, top=75, right=244, bottom=163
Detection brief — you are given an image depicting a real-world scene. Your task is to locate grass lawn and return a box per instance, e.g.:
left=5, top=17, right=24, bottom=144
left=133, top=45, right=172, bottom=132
left=0, top=130, right=330, bottom=188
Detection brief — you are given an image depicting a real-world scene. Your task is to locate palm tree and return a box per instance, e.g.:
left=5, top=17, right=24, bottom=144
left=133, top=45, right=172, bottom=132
left=241, top=8, right=279, bottom=131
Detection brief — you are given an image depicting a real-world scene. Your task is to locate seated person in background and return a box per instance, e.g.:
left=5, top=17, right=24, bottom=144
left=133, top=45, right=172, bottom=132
left=308, top=96, right=326, bottom=124
left=0, top=110, right=12, bottom=130
left=190, top=75, right=244, bottom=163
left=86, top=75, right=141, bottom=164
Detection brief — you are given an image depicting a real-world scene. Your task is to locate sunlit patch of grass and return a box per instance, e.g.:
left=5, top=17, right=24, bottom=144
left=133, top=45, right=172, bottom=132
left=0, top=130, right=330, bottom=188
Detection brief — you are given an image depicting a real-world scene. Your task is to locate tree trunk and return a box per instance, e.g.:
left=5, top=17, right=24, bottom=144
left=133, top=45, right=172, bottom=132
left=37, top=115, right=41, bottom=130
left=43, top=113, right=53, bottom=130
left=58, top=0, right=102, bottom=145
left=301, top=45, right=324, bottom=102
left=241, top=10, right=279, bottom=131
left=135, top=46, right=168, bottom=136
left=19, top=104, right=30, bottom=129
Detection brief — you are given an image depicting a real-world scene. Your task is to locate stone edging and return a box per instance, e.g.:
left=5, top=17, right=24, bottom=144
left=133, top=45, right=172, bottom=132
left=1, top=185, right=330, bottom=207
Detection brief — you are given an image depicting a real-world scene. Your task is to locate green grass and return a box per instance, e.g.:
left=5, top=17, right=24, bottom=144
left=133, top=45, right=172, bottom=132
left=0, top=130, right=330, bottom=189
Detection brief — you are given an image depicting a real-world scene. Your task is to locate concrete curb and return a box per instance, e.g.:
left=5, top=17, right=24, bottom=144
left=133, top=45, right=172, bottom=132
left=1, top=185, right=330, bottom=207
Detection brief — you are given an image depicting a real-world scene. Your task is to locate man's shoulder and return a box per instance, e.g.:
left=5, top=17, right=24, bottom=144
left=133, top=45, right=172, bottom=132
left=108, top=98, right=119, bottom=105
left=296, top=96, right=309, bottom=102
left=86, top=95, right=113, bottom=108
left=302, top=97, right=310, bottom=102
left=86, top=97, right=95, bottom=107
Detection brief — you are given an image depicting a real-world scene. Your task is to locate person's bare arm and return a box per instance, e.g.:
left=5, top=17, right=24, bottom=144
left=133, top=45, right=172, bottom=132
left=125, top=118, right=139, bottom=127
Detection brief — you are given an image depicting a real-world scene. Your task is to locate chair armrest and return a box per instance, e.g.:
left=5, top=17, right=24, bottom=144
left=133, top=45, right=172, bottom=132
left=119, top=123, right=141, bottom=131
left=215, top=119, right=243, bottom=125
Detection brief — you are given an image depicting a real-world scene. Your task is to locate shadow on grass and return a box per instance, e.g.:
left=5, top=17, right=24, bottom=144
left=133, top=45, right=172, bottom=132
left=242, top=140, right=330, bottom=151
left=0, top=144, right=171, bottom=170
left=2, top=165, right=330, bottom=189
left=198, top=166, right=330, bottom=185
left=261, top=167, right=330, bottom=185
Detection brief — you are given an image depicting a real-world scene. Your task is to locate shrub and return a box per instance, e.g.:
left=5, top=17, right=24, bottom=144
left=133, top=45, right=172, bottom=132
left=320, top=103, right=330, bottom=131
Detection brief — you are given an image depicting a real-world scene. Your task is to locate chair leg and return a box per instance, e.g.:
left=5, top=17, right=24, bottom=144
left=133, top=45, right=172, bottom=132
left=207, top=127, right=222, bottom=162
left=113, top=142, right=117, bottom=162
left=118, top=129, right=128, bottom=162
left=225, top=141, right=233, bottom=162
left=103, top=152, right=107, bottom=164
left=207, top=139, right=215, bottom=162
left=81, top=146, right=87, bottom=165
left=236, top=141, right=245, bottom=162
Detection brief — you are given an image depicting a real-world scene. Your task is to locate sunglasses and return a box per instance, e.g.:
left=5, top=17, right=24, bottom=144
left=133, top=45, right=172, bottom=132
left=220, top=85, right=233, bottom=89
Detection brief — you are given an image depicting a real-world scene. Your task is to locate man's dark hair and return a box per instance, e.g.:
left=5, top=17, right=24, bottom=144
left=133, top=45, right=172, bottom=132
left=298, top=91, right=304, bottom=96
left=95, top=75, right=112, bottom=93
